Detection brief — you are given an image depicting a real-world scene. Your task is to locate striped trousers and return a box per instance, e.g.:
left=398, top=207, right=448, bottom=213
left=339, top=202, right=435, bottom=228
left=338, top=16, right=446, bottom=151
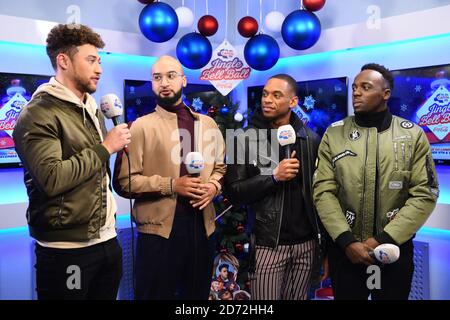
left=251, top=240, right=316, bottom=300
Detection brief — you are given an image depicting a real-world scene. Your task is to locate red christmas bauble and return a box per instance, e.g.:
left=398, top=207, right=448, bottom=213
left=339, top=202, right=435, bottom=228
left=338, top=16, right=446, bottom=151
left=207, top=106, right=216, bottom=117
left=220, top=247, right=228, bottom=253
left=235, top=243, right=244, bottom=252
left=198, top=15, right=218, bottom=37
left=223, top=197, right=230, bottom=206
left=236, top=224, right=245, bottom=233
left=137, top=0, right=155, bottom=4
left=303, top=0, right=326, bottom=12
left=238, top=16, right=258, bottom=38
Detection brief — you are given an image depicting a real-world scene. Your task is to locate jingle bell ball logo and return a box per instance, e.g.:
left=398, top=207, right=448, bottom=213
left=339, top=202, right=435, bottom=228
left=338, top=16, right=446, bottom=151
left=218, top=49, right=234, bottom=59
left=417, top=85, right=450, bottom=140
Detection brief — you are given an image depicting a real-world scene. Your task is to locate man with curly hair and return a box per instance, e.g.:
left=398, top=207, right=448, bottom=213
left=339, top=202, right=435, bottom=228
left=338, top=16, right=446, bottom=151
left=13, top=24, right=131, bottom=300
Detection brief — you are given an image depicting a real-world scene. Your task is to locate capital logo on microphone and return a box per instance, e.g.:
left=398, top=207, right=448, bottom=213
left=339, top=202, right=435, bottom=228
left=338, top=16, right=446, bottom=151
left=278, top=130, right=294, bottom=140
left=188, top=159, right=205, bottom=170
left=378, top=250, right=390, bottom=264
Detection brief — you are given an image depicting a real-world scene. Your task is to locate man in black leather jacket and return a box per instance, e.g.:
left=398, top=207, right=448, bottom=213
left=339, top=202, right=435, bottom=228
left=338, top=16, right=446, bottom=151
left=224, top=74, right=326, bottom=300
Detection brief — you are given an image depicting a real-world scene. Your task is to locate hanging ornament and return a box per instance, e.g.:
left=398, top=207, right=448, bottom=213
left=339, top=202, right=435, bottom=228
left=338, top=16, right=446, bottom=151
left=234, top=112, right=244, bottom=122
left=137, top=0, right=155, bottom=4
left=281, top=10, right=321, bottom=50
left=175, top=6, right=194, bottom=28
left=238, top=16, right=258, bottom=38
left=220, top=247, right=228, bottom=254
left=220, top=106, right=230, bottom=114
left=223, top=197, right=230, bottom=206
left=139, top=2, right=178, bottom=43
left=176, top=32, right=212, bottom=69
left=235, top=243, right=244, bottom=252
left=264, top=11, right=285, bottom=32
left=198, top=15, right=219, bottom=37
left=236, top=223, right=245, bottom=233
left=303, top=0, right=326, bottom=12
left=244, top=34, right=280, bottom=71
left=207, top=106, right=216, bottom=117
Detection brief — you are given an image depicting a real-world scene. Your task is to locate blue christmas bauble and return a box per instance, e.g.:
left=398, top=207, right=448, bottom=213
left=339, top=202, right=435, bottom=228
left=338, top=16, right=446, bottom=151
left=244, top=34, right=280, bottom=71
left=176, top=32, right=212, bottom=69
left=139, top=2, right=178, bottom=43
left=281, top=10, right=321, bottom=50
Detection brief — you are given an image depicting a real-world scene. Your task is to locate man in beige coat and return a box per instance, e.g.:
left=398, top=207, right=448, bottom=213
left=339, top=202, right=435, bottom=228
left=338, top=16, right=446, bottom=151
left=114, top=55, right=226, bottom=300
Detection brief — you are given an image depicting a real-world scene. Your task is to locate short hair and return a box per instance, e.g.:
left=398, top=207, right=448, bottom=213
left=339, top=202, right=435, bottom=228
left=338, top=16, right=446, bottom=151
left=46, top=24, right=105, bottom=70
left=218, top=263, right=229, bottom=271
left=361, top=63, right=394, bottom=90
left=268, top=74, right=298, bottom=96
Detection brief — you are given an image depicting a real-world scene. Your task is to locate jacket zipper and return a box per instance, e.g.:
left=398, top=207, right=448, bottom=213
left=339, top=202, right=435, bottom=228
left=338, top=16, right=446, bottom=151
left=306, top=132, right=322, bottom=246
left=376, top=134, right=381, bottom=234
left=361, top=130, right=369, bottom=240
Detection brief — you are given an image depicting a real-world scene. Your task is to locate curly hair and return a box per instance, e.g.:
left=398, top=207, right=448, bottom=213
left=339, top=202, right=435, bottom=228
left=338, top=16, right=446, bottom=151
left=46, top=24, right=105, bottom=70
left=361, top=63, right=394, bottom=90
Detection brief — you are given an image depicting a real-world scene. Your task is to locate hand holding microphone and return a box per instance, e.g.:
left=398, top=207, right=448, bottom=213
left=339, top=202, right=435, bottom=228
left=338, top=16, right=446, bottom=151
left=99, top=94, right=131, bottom=154
left=345, top=242, right=400, bottom=265
left=369, top=244, right=400, bottom=265
left=173, top=152, right=206, bottom=200
left=273, top=124, right=299, bottom=182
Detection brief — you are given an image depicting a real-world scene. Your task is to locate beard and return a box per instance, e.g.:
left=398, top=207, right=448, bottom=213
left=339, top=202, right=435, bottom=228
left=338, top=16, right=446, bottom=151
left=73, top=74, right=96, bottom=95
left=156, top=88, right=183, bottom=107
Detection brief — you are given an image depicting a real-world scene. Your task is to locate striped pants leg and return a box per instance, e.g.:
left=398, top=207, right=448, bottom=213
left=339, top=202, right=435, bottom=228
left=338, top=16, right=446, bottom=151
left=251, top=240, right=316, bottom=300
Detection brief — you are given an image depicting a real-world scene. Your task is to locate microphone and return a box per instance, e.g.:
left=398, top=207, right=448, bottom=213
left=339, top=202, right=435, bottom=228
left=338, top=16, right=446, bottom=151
left=185, top=152, right=205, bottom=177
left=277, top=124, right=296, bottom=159
left=369, top=243, right=400, bottom=264
left=100, top=93, right=124, bottom=126
left=100, top=93, right=128, bottom=154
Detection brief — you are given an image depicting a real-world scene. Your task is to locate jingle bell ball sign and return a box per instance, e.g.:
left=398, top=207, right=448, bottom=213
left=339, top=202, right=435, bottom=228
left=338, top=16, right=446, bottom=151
left=200, top=40, right=251, bottom=96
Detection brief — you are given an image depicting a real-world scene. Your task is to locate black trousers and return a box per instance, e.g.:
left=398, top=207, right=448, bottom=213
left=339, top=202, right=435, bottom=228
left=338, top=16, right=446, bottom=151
left=35, top=237, right=123, bottom=300
left=328, top=239, right=414, bottom=300
left=135, top=213, right=214, bottom=300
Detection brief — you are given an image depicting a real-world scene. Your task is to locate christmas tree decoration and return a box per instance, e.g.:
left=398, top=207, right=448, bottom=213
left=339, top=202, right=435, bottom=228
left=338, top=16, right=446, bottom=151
left=281, top=10, right=321, bottom=50
left=198, top=15, right=219, bottom=37
left=265, top=10, right=285, bottom=32
left=238, top=16, right=259, bottom=38
left=138, top=2, right=178, bottom=43
left=234, top=112, right=244, bottom=122
left=176, top=32, right=212, bottom=69
left=175, top=6, right=194, bottom=28
left=244, top=34, right=280, bottom=71
left=303, top=0, right=326, bottom=12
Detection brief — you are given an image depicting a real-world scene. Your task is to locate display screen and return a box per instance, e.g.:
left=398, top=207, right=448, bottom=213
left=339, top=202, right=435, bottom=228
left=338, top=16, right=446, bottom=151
left=247, top=77, right=348, bottom=137
left=0, top=72, right=50, bottom=167
left=389, top=64, right=450, bottom=164
left=124, top=80, right=217, bottom=122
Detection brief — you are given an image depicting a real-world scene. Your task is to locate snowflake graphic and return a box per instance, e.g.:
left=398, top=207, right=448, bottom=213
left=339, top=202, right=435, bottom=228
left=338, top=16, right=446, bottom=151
left=318, top=88, right=323, bottom=94
left=136, top=98, right=141, bottom=105
left=303, top=95, right=316, bottom=110
left=192, top=97, right=204, bottom=111
left=334, top=85, right=342, bottom=92
left=415, top=85, right=422, bottom=93
left=331, top=103, right=337, bottom=110
left=400, top=104, right=408, bottom=112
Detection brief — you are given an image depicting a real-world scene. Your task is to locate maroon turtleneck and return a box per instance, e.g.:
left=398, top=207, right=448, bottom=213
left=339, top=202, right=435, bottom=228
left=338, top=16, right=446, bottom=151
left=161, top=102, right=198, bottom=215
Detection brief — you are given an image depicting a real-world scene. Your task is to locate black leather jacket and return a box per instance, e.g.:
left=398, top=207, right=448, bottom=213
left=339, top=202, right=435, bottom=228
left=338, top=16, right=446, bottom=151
left=224, top=110, right=324, bottom=250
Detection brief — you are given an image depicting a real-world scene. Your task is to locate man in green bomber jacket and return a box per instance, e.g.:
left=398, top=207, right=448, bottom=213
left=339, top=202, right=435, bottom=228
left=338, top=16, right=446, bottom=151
left=313, top=63, right=439, bottom=300
left=13, top=24, right=131, bottom=300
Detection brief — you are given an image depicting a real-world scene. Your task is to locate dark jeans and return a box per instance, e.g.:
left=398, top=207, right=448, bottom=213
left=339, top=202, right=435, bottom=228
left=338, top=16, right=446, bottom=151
left=328, top=239, right=414, bottom=300
left=35, top=237, right=122, bottom=300
left=135, top=213, right=214, bottom=300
